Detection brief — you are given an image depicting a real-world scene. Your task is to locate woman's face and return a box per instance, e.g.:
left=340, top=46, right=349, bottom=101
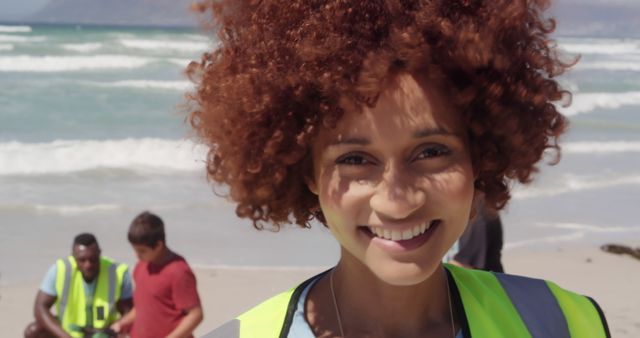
left=309, top=73, right=475, bottom=285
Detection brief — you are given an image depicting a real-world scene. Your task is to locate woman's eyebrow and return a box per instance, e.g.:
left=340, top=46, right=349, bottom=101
left=328, top=136, right=370, bottom=146
left=413, top=127, right=457, bottom=138
left=327, top=127, right=458, bottom=147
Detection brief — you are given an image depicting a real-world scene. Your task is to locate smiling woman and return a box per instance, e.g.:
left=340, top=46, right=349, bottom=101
left=308, top=74, right=475, bottom=287
left=187, top=1, right=609, bottom=338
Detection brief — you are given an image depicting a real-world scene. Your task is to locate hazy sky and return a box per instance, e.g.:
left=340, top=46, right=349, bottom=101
left=0, top=0, right=48, bottom=20
left=0, top=0, right=638, bottom=21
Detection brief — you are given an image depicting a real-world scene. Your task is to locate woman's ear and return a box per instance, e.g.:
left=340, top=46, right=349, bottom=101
left=301, top=153, right=318, bottom=195
left=305, top=176, right=318, bottom=195
left=469, top=188, right=484, bottom=221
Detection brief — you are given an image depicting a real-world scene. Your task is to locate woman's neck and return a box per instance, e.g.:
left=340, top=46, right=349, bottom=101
left=307, top=255, right=456, bottom=337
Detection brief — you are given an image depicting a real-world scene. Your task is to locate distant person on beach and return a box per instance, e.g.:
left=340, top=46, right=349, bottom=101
left=188, top=1, right=610, bottom=337
left=449, top=199, right=505, bottom=272
left=110, top=211, right=203, bottom=338
left=24, top=233, right=132, bottom=338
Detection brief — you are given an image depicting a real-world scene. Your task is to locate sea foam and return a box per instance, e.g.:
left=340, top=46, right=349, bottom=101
left=119, top=38, right=209, bottom=53
left=559, top=39, right=640, bottom=55
left=0, top=43, right=13, bottom=51
left=0, top=25, right=32, bottom=33
left=513, top=174, right=640, bottom=199
left=577, top=61, right=640, bottom=72
left=505, top=222, right=640, bottom=249
left=33, top=203, right=123, bottom=216
left=0, top=34, right=45, bottom=42
left=168, top=58, right=194, bottom=68
left=0, top=55, right=153, bottom=72
left=563, top=141, right=640, bottom=154
left=560, top=91, right=640, bottom=116
left=0, top=138, right=207, bottom=176
left=92, top=80, right=193, bottom=91
left=0, top=203, right=124, bottom=217
left=61, top=43, right=103, bottom=53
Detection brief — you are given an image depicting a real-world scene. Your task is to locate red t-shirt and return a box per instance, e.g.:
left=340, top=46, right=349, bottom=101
left=131, top=255, right=201, bottom=338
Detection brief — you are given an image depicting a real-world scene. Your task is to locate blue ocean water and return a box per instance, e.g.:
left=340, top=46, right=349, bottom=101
left=0, top=24, right=638, bottom=285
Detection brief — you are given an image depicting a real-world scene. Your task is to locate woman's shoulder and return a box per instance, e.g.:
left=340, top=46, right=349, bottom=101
left=202, top=271, right=328, bottom=338
left=446, top=263, right=593, bottom=304
left=446, top=264, right=610, bottom=338
left=238, top=270, right=327, bottom=322
left=201, top=289, right=294, bottom=338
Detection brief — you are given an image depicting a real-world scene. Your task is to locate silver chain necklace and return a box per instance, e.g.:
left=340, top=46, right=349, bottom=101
left=329, top=267, right=456, bottom=338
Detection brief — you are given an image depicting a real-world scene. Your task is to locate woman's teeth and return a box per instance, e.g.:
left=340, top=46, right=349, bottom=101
left=368, top=221, right=432, bottom=241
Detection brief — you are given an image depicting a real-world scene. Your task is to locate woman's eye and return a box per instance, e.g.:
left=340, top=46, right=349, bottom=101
left=415, top=145, right=451, bottom=160
left=336, top=154, right=371, bottom=165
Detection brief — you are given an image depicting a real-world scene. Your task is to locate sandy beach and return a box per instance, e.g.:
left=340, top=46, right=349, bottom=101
left=1, top=245, right=637, bottom=337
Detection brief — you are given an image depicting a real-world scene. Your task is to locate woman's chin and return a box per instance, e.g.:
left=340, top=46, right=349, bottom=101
left=368, top=258, right=442, bottom=286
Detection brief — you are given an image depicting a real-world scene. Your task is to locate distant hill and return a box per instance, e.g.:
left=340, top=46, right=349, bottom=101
left=26, top=0, right=199, bottom=27
left=22, top=0, right=640, bottom=37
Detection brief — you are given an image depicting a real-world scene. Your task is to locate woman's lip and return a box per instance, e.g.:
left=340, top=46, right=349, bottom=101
left=359, top=220, right=441, bottom=253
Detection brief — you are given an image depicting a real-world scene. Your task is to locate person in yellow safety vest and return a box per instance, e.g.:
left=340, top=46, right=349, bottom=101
left=204, top=264, right=609, bottom=338
left=24, top=233, right=133, bottom=338
left=187, top=1, right=611, bottom=338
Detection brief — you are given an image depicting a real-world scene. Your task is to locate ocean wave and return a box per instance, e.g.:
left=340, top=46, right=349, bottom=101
left=513, top=174, right=640, bottom=199
left=0, top=34, right=45, bottom=42
left=168, top=58, right=194, bottom=68
left=0, top=54, right=153, bottom=72
left=563, top=141, right=640, bottom=154
left=91, top=80, right=193, bottom=91
left=181, top=33, right=209, bottom=41
left=0, top=25, right=32, bottom=33
left=576, top=61, right=640, bottom=72
left=35, top=203, right=123, bottom=215
left=0, top=43, right=13, bottom=51
left=560, top=91, right=640, bottom=116
left=119, top=38, right=209, bottom=52
left=61, top=42, right=103, bottom=53
left=504, top=222, right=640, bottom=250
left=0, top=201, right=226, bottom=216
left=559, top=39, right=640, bottom=55
left=535, top=222, right=640, bottom=233
left=0, top=138, right=208, bottom=176
left=0, top=203, right=123, bottom=216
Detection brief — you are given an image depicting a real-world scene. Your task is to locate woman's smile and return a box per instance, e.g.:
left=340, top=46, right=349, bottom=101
left=359, top=219, right=442, bottom=253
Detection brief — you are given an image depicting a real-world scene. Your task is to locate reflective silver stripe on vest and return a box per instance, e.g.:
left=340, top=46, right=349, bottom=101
left=201, top=319, right=240, bottom=338
left=108, top=263, right=118, bottom=306
left=496, top=273, right=570, bottom=338
left=59, top=258, right=73, bottom=319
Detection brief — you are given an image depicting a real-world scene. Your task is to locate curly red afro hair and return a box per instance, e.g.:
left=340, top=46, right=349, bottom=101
left=187, top=0, right=573, bottom=229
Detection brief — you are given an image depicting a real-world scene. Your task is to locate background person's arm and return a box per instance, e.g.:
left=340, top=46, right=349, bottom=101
left=166, top=306, right=203, bottom=338
left=110, top=266, right=135, bottom=334
left=116, top=268, right=134, bottom=317
left=115, top=297, right=133, bottom=316
left=34, top=291, right=72, bottom=338
left=110, top=307, right=136, bottom=335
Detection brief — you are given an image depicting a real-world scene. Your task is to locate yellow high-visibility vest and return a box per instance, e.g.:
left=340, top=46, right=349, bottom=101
left=54, top=256, right=128, bottom=338
left=203, top=264, right=610, bottom=338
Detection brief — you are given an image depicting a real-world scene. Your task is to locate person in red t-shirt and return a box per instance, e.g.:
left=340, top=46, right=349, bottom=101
left=111, top=211, right=203, bottom=338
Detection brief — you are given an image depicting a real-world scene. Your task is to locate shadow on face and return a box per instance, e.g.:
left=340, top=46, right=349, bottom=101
left=308, top=73, right=475, bottom=285
left=131, top=242, right=164, bottom=263
left=72, top=243, right=101, bottom=282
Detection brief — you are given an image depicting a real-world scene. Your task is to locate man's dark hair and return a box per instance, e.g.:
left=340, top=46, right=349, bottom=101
left=73, top=233, right=98, bottom=247
left=128, top=211, right=166, bottom=248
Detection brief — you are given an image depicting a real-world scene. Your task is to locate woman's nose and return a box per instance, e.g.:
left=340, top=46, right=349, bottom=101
left=369, top=164, right=426, bottom=220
